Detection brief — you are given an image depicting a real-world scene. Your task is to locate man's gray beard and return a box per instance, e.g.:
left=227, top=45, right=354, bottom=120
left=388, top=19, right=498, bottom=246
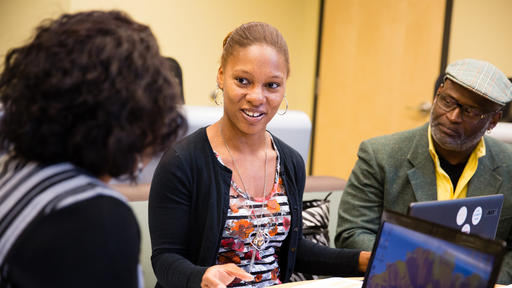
left=429, top=112, right=486, bottom=153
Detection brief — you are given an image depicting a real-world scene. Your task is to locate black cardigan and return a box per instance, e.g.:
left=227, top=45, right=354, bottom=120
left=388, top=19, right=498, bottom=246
left=149, top=128, right=361, bottom=288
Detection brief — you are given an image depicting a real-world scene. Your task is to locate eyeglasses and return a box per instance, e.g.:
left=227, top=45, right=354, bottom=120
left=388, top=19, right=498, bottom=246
left=435, top=93, right=500, bottom=121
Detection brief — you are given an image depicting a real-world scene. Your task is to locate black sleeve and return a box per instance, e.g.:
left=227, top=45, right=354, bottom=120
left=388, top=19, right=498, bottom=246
left=148, top=148, right=207, bottom=288
left=295, top=239, right=362, bottom=277
left=5, top=196, right=140, bottom=288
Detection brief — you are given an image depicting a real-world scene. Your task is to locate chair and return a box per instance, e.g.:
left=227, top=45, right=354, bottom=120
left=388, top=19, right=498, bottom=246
left=111, top=105, right=313, bottom=201
left=129, top=201, right=156, bottom=288
left=488, top=122, right=512, bottom=144
left=303, top=176, right=346, bottom=247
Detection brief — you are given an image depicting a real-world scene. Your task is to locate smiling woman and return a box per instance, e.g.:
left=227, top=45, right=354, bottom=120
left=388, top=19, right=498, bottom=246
left=148, top=22, right=370, bottom=288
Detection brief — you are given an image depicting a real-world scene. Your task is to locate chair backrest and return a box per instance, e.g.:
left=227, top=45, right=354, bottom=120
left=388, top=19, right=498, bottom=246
left=488, top=122, right=512, bottom=144
left=114, top=105, right=312, bottom=185
left=129, top=201, right=156, bottom=288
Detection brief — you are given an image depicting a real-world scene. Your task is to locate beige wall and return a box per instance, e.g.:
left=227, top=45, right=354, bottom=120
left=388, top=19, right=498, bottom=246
left=0, top=0, right=69, bottom=61
left=449, top=0, right=512, bottom=76
left=3, top=0, right=512, bottom=178
left=0, top=0, right=320, bottom=118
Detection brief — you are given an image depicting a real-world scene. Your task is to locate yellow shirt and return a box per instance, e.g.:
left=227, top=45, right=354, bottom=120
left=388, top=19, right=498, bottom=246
left=428, top=125, right=486, bottom=200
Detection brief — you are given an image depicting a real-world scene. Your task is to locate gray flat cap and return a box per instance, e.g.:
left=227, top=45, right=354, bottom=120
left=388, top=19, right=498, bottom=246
left=445, top=58, right=512, bottom=105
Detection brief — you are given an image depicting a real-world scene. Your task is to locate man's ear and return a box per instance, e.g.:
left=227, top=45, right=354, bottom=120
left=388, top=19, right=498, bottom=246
left=435, top=83, right=444, bottom=97
left=487, top=110, right=503, bottom=130
left=217, top=67, right=224, bottom=90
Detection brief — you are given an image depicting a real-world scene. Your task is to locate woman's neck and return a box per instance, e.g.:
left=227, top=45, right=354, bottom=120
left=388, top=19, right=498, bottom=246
left=217, top=118, right=267, bottom=154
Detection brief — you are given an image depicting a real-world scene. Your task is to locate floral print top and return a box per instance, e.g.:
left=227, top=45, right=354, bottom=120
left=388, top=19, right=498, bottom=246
left=215, top=135, right=291, bottom=287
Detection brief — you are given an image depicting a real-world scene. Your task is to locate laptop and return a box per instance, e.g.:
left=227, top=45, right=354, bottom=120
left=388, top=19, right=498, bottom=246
left=407, top=194, right=504, bottom=239
left=363, top=210, right=506, bottom=288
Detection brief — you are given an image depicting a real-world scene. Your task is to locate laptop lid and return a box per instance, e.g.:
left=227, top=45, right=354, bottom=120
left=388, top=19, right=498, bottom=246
left=363, top=210, right=505, bottom=288
left=407, top=194, right=504, bottom=239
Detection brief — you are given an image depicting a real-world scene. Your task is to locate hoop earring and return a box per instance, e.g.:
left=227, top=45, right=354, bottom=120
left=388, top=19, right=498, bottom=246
left=135, top=155, right=144, bottom=177
left=278, top=95, right=288, bottom=115
left=214, top=85, right=224, bottom=105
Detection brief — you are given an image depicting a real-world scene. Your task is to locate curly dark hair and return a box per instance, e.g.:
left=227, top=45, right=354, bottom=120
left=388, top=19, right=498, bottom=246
left=0, top=10, right=186, bottom=178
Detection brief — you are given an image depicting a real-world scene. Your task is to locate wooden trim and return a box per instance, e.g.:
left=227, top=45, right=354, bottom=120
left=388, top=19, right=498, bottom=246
left=440, top=0, right=454, bottom=74
left=308, top=0, right=325, bottom=175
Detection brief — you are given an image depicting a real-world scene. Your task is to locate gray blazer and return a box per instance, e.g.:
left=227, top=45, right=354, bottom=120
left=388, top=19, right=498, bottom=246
left=335, top=123, right=512, bottom=284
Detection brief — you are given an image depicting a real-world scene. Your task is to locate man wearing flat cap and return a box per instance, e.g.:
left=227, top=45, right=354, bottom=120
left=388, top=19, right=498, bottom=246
left=336, top=58, right=512, bottom=283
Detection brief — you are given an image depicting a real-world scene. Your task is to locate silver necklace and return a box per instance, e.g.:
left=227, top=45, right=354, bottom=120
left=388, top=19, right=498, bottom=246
left=219, top=124, right=269, bottom=254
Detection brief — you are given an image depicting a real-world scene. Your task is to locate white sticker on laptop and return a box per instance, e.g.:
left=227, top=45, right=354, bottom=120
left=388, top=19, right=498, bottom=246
left=472, top=206, right=482, bottom=225
left=456, top=206, right=467, bottom=226
left=461, top=224, right=471, bottom=234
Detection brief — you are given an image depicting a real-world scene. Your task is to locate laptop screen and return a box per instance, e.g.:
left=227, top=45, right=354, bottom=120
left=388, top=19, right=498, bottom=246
left=363, top=210, right=505, bottom=288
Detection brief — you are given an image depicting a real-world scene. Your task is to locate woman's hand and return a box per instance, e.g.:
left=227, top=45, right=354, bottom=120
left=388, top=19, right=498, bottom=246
left=358, top=251, right=371, bottom=272
left=201, top=263, right=254, bottom=288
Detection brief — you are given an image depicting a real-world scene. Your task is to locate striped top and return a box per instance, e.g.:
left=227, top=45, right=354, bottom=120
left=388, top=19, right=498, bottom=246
left=0, top=155, right=142, bottom=287
left=215, top=136, right=291, bottom=287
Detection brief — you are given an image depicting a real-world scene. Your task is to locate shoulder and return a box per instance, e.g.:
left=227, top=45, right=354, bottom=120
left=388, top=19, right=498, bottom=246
left=159, top=127, right=211, bottom=167
left=6, top=195, right=140, bottom=287
left=484, top=136, right=512, bottom=164
left=270, top=134, right=305, bottom=192
left=484, top=135, right=512, bottom=152
left=173, top=127, right=209, bottom=154
left=153, top=127, right=221, bottom=190
left=48, top=180, right=139, bottom=241
left=355, top=124, right=428, bottom=166
left=1, top=161, right=139, bottom=264
left=55, top=195, right=138, bottom=235
left=45, top=171, right=139, bottom=240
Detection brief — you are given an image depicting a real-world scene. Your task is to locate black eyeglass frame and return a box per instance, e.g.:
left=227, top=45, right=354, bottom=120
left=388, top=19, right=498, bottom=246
left=434, top=93, right=502, bottom=121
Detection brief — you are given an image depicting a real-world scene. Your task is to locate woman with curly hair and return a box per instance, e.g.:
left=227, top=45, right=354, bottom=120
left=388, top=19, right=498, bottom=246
left=0, top=10, right=185, bottom=287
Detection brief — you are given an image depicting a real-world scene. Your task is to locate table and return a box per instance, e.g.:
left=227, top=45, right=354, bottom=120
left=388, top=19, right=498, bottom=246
left=274, top=277, right=507, bottom=288
left=274, top=278, right=362, bottom=288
